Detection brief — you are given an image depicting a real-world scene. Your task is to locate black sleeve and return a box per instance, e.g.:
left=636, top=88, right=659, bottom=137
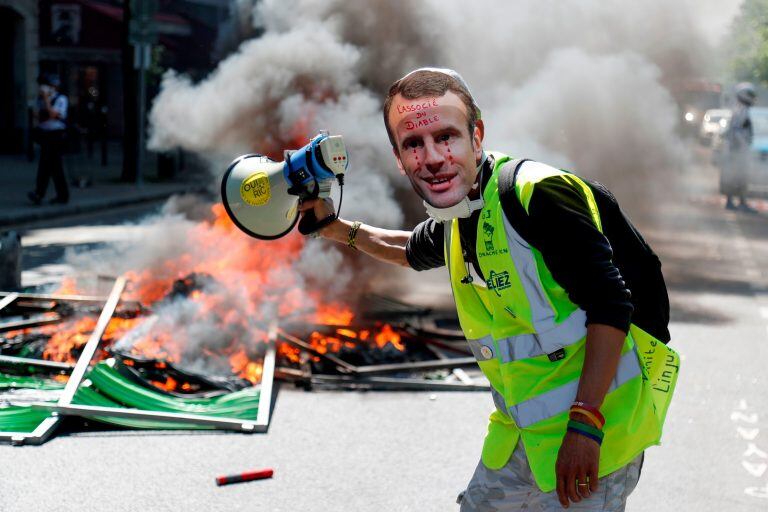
left=589, top=180, right=670, bottom=342
left=525, top=176, right=634, bottom=333
left=405, top=218, right=446, bottom=270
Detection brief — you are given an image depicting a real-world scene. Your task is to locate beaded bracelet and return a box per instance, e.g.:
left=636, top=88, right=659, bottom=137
left=347, top=221, right=362, bottom=249
left=567, top=419, right=604, bottom=445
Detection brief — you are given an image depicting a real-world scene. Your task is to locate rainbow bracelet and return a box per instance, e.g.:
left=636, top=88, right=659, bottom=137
left=571, top=401, right=606, bottom=425
left=567, top=419, right=604, bottom=445
left=569, top=407, right=604, bottom=429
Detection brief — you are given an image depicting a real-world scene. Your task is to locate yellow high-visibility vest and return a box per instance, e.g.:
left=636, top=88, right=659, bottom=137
left=446, top=151, right=679, bottom=492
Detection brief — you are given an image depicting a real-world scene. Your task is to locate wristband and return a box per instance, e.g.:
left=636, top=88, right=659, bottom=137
left=567, top=419, right=604, bottom=445
left=569, top=407, right=604, bottom=430
left=571, top=401, right=606, bottom=426
left=347, top=221, right=362, bottom=249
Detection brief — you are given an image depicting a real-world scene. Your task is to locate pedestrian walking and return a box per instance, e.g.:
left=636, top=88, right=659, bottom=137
left=28, top=74, right=70, bottom=205
left=301, top=68, right=679, bottom=510
left=721, top=82, right=757, bottom=212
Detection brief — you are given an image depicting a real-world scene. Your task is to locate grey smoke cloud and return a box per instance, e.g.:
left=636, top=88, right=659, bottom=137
left=86, top=0, right=739, bottom=375
left=149, top=0, right=738, bottom=221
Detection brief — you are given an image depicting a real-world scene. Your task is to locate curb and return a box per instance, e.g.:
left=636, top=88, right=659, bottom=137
left=0, top=185, right=207, bottom=228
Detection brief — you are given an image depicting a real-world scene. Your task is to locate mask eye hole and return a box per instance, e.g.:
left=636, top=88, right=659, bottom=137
left=404, top=138, right=423, bottom=150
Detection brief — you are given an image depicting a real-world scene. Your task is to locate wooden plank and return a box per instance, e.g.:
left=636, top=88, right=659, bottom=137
left=0, top=315, right=62, bottom=333
left=0, top=293, right=18, bottom=313
left=57, top=277, right=126, bottom=405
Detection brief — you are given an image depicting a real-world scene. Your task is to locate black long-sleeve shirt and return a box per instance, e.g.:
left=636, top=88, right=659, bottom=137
left=405, top=159, right=670, bottom=341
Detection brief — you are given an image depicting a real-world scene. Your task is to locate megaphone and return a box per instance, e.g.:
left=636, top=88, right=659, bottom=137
left=221, top=132, right=348, bottom=240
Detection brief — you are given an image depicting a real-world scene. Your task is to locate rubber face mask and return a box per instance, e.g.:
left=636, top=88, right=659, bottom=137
left=423, top=154, right=487, bottom=222
left=390, top=92, right=483, bottom=217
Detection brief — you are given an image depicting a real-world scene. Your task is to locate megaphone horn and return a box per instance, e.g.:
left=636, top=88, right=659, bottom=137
left=220, top=154, right=300, bottom=240
left=221, top=133, right=349, bottom=240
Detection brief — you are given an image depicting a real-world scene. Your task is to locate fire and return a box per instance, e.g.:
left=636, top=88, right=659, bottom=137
left=298, top=323, right=405, bottom=363
left=57, top=277, right=79, bottom=295
left=43, top=316, right=143, bottom=363
left=129, top=330, right=181, bottom=363
left=229, top=348, right=263, bottom=384
left=278, top=343, right=302, bottom=364
left=374, top=324, right=404, bottom=351
left=151, top=375, right=178, bottom=392
left=313, top=304, right=354, bottom=326
left=7, top=200, right=404, bottom=393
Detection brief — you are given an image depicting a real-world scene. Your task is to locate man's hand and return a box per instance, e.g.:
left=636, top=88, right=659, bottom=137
left=555, top=430, right=600, bottom=508
left=298, top=197, right=338, bottom=236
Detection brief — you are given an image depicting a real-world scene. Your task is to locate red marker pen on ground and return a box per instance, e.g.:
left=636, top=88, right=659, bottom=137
left=215, top=468, right=274, bottom=486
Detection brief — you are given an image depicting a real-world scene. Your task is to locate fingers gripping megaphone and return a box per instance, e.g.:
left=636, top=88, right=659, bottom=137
left=221, top=132, right=348, bottom=239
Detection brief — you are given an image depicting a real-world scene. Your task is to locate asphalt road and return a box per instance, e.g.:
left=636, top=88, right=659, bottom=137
left=2, top=154, right=768, bottom=511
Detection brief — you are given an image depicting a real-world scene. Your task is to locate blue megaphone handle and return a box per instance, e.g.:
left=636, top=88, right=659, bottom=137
left=283, top=134, right=336, bottom=190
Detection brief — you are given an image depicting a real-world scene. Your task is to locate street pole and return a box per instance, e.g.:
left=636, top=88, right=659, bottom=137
left=127, top=0, right=157, bottom=185
left=134, top=43, right=150, bottom=186
left=121, top=1, right=137, bottom=183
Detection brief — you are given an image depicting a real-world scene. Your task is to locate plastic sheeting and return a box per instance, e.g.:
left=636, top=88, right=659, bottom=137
left=0, top=359, right=261, bottom=433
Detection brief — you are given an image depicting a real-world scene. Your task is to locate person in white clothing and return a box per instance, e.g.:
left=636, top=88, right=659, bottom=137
left=28, top=74, right=70, bottom=205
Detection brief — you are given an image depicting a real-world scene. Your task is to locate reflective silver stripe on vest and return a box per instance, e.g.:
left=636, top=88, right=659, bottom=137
left=501, top=191, right=560, bottom=332
left=496, top=309, right=587, bottom=363
left=466, top=335, right=514, bottom=419
left=467, top=335, right=496, bottom=361
left=507, top=347, right=642, bottom=428
left=491, top=388, right=510, bottom=417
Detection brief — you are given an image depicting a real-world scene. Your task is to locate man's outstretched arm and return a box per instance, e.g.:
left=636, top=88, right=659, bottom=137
left=301, top=198, right=412, bottom=267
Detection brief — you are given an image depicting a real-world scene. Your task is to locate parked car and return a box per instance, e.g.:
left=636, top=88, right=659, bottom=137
left=699, top=108, right=731, bottom=145
left=744, top=107, right=768, bottom=197
left=751, top=107, right=768, bottom=161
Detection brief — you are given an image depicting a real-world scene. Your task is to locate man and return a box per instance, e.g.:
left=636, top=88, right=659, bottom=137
left=721, top=82, right=757, bottom=212
left=28, top=74, right=70, bottom=205
left=301, top=68, right=677, bottom=510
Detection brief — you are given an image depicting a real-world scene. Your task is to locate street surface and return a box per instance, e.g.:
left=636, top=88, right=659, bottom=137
left=1, top=149, right=768, bottom=511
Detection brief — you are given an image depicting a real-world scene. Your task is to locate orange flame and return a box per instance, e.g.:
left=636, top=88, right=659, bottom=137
left=374, top=324, right=404, bottom=351
left=42, top=316, right=143, bottom=363
left=19, top=197, right=401, bottom=392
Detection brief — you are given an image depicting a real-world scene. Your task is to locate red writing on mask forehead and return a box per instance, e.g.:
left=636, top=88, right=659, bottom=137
left=405, top=115, right=440, bottom=130
left=397, top=98, right=438, bottom=115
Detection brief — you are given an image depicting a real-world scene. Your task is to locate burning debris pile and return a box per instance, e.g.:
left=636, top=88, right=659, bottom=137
left=0, top=205, right=485, bottom=445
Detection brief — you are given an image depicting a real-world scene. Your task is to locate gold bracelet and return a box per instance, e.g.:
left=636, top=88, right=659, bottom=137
left=347, top=221, right=362, bottom=249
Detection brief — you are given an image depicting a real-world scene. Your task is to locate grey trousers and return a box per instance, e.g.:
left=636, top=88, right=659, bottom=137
left=458, top=443, right=643, bottom=511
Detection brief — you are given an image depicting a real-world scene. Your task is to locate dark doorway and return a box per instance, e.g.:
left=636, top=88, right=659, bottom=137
left=0, top=7, right=26, bottom=153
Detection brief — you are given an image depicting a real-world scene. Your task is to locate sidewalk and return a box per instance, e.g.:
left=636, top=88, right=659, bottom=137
left=0, top=142, right=207, bottom=227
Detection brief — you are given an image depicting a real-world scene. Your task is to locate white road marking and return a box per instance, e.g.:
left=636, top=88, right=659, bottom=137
left=745, top=483, right=768, bottom=499
left=732, top=411, right=759, bottom=423
left=739, top=427, right=761, bottom=441
left=745, top=443, right=768, bottom=459
left=743, top=461, right=768, bottom=478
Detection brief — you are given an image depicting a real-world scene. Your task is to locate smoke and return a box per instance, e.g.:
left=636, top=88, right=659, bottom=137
left=64, top=200, right=355, bottom=375
left=148, top=0, right=445, bottom=228
left=149, top=0, right=738, bottom=221
left=63, top=1, right=739, bottom=374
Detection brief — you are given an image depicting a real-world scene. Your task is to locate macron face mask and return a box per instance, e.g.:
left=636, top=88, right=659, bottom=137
left=423, top=153, right=487, bottom=223
left=393, top=67, right=484, bottom=223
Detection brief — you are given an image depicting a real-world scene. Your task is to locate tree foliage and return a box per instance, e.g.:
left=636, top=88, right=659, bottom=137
left=728, top=0, right=768, bottom=85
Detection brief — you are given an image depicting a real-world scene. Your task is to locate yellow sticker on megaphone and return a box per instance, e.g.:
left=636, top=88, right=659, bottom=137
left=240, top=172, right=271, bottom=206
